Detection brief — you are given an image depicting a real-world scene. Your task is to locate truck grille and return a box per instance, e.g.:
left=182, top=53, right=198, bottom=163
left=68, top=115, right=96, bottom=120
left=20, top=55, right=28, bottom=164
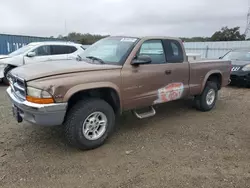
left=8, top=73, right=26, bottom=101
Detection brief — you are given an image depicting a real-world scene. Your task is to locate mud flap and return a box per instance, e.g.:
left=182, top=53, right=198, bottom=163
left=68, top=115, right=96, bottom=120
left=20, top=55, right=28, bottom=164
left=12, top=105, right=23, bottom=123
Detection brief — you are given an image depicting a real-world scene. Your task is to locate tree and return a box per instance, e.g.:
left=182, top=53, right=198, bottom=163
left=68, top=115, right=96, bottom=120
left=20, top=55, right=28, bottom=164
left=181, top=37, right=211, bottom=42
left=211, top=26, right=245, bottom=41
left=56, top=32, right=109, bottom=44
left=57, top=26, right=246, bottom=44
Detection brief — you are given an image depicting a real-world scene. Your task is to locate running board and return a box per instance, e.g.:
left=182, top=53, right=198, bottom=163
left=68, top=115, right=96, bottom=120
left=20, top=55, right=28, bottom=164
left=133, top=106, right=156, bottom=119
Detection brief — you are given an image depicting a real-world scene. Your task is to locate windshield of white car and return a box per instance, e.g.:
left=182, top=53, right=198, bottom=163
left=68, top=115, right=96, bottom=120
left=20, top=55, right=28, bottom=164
left=79, top=36, right=139, bottom=65
left=8, top=44, right=36, bottom=57
left=222, top=51, right=250, bottom=61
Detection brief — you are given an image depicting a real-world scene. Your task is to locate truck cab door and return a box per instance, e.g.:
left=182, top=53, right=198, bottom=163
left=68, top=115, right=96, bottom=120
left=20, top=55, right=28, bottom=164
left=121, top=39, right=189, bottom=110
left=24, top=45, right=52, bottom=64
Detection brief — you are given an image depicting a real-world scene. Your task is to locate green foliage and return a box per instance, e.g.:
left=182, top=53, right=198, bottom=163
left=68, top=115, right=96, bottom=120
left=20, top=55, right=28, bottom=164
left=181, top=26, right=245, bottom=42
left=181, top=37, right=211, bottom=42
left=57, top=32, right=109, bottom=45
left=210, top=26, right=245, bottom=41
left=58, top=26, right=246, bottom=44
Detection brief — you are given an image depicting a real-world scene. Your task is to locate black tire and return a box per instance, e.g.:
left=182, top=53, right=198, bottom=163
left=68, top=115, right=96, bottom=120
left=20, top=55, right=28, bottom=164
left=2, top=77, right=9, bottom=85
left=64, top=98, right=115, bottom=150
left=194, top=81, right=218, bottom=112
left=2, top=65, right=14, bottom=85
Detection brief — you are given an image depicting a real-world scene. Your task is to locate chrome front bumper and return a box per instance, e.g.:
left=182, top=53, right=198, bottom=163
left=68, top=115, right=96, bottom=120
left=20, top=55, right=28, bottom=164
left=6, top=87, right=68, bottom=126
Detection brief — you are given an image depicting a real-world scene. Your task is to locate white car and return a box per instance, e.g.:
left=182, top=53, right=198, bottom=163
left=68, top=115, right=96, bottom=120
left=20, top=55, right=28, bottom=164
left=0, top=41, right=85, bottom=84
left=0, top=55, right=8, bottom=59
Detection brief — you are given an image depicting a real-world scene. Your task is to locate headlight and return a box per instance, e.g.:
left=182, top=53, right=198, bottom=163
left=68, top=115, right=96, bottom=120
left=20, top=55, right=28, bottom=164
left=242, top=64, right=250, bottom=71
left=26, top=87, right=54, bottom=104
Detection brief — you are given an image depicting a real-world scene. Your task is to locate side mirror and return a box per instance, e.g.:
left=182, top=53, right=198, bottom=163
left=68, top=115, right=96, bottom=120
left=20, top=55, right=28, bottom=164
left=76, top=55, right=82, bottom=61
left=27, top=52, right=36, bottom=57
left=131, top=55, right=151, bottom=65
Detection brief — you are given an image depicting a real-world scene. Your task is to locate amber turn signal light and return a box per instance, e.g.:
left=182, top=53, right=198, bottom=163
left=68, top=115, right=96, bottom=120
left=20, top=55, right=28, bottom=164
left=26, top=96, right=54, bottom=104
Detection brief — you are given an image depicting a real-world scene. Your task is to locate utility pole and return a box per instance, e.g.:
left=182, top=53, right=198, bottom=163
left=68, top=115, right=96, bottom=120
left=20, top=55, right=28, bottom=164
left=64, top=20, right=68, bottom=37
left=244, top=1, right=250, bottom=39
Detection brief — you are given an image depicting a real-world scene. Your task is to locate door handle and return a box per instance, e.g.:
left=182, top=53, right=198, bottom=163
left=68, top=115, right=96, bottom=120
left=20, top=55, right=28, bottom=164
left=165, top=70, right=172, bottom=75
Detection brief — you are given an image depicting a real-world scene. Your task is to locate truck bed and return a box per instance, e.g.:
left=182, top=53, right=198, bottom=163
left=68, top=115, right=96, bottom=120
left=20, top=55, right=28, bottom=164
left=189, top=59, right=231, bottom=95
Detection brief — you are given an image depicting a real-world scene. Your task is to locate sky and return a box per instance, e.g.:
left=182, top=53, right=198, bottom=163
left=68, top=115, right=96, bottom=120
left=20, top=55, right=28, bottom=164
left=0, top=0, right=249, bottom=38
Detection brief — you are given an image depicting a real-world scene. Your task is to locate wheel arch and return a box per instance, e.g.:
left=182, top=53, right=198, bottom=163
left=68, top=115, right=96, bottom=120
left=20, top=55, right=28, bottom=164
left=64, top=82, right=122, bottom=114
left=201, top=71, right=222, bottom=93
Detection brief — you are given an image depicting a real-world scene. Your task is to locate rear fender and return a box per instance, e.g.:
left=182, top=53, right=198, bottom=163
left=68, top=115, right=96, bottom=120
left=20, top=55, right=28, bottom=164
left=200, top=70, right=222, bottom=93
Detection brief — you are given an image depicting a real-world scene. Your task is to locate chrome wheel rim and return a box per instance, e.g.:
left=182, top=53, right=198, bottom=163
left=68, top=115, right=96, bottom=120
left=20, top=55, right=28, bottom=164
left=206, top=89, right=216, bottom=106
left=82, top=112, right=107, bottom=141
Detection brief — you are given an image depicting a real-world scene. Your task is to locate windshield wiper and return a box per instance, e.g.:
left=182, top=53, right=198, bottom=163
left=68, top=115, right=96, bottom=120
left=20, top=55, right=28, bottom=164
left=86, top=56, right=105, bottom=64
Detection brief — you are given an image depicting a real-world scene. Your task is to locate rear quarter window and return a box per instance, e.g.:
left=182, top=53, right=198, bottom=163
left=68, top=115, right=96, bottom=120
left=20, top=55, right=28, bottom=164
left=51, top=45, right=77, bottom=55
left=163, top=40, right=184, bottom=63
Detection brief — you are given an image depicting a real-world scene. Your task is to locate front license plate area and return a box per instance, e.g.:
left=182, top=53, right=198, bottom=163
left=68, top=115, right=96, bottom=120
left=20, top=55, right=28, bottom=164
left=12, top=105, right=23, bottom=123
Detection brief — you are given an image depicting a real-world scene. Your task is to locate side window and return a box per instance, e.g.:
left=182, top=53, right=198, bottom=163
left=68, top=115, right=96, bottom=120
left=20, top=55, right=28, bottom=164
left=138, top=40, right=165, bottom=64
left=34, top=45, right=51, bottom=56
left=68, top=46, right=78, bottom=53
left=51, top=45, right=77, bottom=55
left=163, top=40, right=184, bottom=63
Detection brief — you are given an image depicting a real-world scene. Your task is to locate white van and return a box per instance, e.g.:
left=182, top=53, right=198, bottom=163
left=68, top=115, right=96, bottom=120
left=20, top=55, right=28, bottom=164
left=0, top=41, right=85, bottom=84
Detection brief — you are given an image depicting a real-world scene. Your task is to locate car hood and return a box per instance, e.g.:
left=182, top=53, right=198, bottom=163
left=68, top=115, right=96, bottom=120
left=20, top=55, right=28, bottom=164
left=10, top=59, right=122, bottom=81
left=0, top=55, right=9, bottom=59
left=231, top=60, right=250, bottom=66
left=0, top=55, right=23, bottom=66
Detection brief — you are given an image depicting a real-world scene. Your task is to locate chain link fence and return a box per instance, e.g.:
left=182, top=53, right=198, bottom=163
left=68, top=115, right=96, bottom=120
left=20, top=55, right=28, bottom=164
left=184, top=41, right=250, bottom=59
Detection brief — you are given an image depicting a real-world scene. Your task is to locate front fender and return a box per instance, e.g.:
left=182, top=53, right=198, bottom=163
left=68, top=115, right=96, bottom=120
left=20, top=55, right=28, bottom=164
left=63, top=82, right=122, bottom=108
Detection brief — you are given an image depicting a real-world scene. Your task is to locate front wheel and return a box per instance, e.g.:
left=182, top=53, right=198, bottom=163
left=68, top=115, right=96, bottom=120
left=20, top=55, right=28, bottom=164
left=2, top=65, right=14, bottom=85
left=194, top=81, right=218, bottom=112
left=64, top=98, right=115, bottom=150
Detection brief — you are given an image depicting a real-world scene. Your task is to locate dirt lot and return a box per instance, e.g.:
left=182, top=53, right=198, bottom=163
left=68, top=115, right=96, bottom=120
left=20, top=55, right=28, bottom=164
left=0, top=85, right=250, bottom=188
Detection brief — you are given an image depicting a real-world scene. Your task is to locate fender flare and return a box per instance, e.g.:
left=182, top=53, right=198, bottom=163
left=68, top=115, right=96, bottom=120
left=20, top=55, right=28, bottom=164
left=63, top=82, right=122, bottom=110
left=200, top=70, right=222, bottom=93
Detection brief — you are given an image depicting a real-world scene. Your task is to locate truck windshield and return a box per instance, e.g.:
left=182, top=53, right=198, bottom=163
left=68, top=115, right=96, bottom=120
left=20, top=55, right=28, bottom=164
left=222, top=51, right=250, bottom=61
left=9, top=44, right=36, bottom=57
left=79, top=36, right=139, bottom=65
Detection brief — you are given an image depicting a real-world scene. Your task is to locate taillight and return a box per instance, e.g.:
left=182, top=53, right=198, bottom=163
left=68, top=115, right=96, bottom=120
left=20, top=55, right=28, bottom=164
left=229, top=62, right=232, bottom=72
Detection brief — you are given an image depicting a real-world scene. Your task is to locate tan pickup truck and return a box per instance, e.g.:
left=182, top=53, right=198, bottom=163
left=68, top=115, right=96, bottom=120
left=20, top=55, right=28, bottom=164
left=6, top=36, right=231, bottom=150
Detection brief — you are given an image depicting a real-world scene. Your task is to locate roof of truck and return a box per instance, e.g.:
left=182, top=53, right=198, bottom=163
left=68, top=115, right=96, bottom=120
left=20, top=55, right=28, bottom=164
left=109, top=35, right=182, bottom=41
left=140, top=36, right=181, bottom=40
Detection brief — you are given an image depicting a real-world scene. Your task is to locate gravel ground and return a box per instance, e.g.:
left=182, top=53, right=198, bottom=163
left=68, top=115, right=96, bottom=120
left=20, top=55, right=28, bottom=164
left=0, top=85, right=250, bottom=188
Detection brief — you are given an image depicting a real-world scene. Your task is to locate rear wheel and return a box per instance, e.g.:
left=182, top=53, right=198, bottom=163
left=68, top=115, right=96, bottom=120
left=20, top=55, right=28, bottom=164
left=64, top=98, right=115, bottom=150
left=194, top=81, right=218, bottom=112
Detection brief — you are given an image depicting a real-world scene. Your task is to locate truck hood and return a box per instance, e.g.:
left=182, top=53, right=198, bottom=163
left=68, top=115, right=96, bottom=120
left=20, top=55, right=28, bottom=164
left=11, top=59, right=122, bottom=81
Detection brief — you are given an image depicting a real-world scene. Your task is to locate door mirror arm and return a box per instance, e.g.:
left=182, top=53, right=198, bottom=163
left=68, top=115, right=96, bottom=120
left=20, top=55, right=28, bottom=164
left=131, top=55, right=152, bottom=65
